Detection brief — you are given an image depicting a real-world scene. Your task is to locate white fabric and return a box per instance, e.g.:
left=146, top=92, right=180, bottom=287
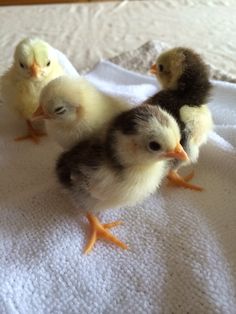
left=0, top=61, right=236, bottom=314
left=55, top=48, right=80, bottom=78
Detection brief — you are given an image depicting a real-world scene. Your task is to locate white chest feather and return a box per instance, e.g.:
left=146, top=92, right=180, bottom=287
left=180, top=105, right=213, bottom=145
left=180, top=105, right=213, bottom=162
left=85, top=161, right=167, bottom=212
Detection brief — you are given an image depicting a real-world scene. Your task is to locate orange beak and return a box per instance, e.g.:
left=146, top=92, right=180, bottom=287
left=163, top=143, right=188, bottom=161
left=30, top=63, right=41, bottom=77
left=32, top=105, right=50, bottom=120
left=150, top=63, right=157, bottom=75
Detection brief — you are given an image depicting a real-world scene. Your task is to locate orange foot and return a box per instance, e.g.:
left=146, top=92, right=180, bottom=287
left=167, top=170, right=203, bottom=191
left=14, top=120, right=46, bottom=144
left=84, top=213, right=128, bottom=254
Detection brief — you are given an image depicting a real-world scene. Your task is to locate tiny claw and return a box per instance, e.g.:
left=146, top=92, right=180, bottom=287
left=103, top=221, right=123, bottom=229
left=183, top=170, right=195, bottom=182
left=167, top=170, right=203, bottom=191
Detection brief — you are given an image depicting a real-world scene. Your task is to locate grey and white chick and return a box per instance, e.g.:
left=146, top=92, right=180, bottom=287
left=56, top=104, right=188, bottom=254
left=33, top=75, right=130, bottom=149
left=148, top=47, right=213, bottom=190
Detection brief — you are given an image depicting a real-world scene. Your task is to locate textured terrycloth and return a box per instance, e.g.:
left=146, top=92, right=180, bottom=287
left=0, top=61, right=236, bottom=314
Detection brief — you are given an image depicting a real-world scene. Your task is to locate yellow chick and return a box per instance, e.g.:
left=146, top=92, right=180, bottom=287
left=148, top=47, right=213, bottom=191
left=32, top=75, right=130, bottom=149
left=56, top=104, right=188, bottom=254
left=1, top=37, right=65, bottom=143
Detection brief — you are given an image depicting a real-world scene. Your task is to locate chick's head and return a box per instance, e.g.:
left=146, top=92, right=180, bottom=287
left=14, top=38, right=57, bottom=81
left=107, top=105, right=188, bottom=167
left=151, top=47, right=210, bottom=92
left=35, top=76, right=83, bottom=123
left=150, top=48, right=187, bottom=90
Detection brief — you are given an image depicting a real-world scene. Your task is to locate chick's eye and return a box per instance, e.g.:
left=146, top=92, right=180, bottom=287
left=158, top=64, right=164, bottom=72
left=46, top=61, right=51, bottom=67
left=19, top=62, right=25, bottom=69
left=149, top=141, right=161, bottom=151
left=54, top=106, right=66, bottom=115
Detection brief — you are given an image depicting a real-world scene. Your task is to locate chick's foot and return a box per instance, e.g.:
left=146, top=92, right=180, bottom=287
left=14, top=120, right=47, bottom=144
left=84, top=213, right=128, bottom=254
left=167, top=170, right=203, bottom=191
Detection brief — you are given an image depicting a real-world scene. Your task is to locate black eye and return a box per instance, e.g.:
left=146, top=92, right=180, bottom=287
left=54, top=106, right=66, bottom=115
left=158, top=64, right=164, bottom=72
left=19, top=62, right=25, bottom=69
left=149, top=141, right=161, bottom=151
left=46, top=61, right=51, bottom=66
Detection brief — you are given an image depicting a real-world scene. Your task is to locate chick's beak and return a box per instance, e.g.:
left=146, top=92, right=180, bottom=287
left=30, top=63, right=41, bottom=77
left=32, top=105, right=50, bottom=120
left=150, top=63, right=157, bottom=75
left=164, top=143, right=188, bottom=161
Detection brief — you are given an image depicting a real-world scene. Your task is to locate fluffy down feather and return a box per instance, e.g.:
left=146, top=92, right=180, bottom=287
left=36, top=75, right=131, bottom=149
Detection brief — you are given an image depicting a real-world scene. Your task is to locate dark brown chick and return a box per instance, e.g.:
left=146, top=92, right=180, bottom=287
left=147, top=47, right=213, bottom=191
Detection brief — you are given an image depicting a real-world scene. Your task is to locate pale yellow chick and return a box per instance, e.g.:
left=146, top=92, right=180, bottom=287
left=33, top=76, right=131, bottom=149
left=1, top=37, right=65, bottom=143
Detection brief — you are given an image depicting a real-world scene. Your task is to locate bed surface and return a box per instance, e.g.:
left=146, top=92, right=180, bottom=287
left=0, top=0, right=236, bottom=78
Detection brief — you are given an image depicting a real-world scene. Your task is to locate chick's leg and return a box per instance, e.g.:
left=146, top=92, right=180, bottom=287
left=167, top=170, right=203, bottom=191
left=15, top=120, right=46, bottom=144
left=84, top=213, right=128, bottom=254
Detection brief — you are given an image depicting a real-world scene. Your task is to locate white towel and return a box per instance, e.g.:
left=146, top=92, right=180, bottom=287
left=55, top=48, right=80, bottom=78
left=0, top=60, right=235, bottom=314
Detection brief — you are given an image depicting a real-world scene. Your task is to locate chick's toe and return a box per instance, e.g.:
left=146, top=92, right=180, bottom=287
left=14, top=120, right=46, bottom=144
left=167, top=170, right=203, bottom=191
left=84, top=213, right=128, bottom=254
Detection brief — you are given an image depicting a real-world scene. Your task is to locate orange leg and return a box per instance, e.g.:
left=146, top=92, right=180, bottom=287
left=15, top=120, right=47, bottom=144
left=167, top=170, right=203, bottom=191
left=84, top=213, right=128, bottom=254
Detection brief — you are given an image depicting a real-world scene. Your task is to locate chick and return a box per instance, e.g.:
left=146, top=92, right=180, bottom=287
left=148, top=47, right=213, bottom=191
left=1, top=37, right=65, bottom=143
left=32, top=75, right=130, bottom=149
left=56, top=104, right=188, bottom=254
